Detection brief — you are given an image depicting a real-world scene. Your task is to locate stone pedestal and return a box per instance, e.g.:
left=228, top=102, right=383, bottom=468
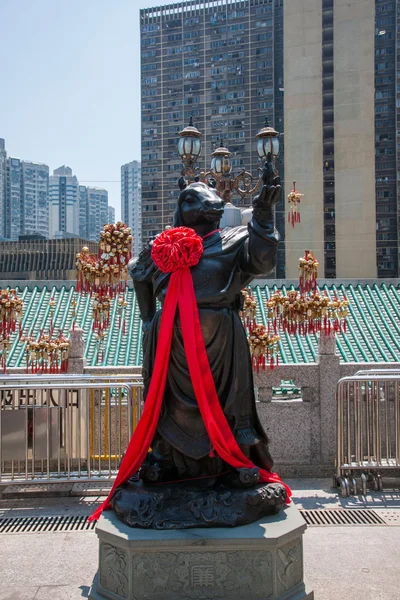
left=89, top=504, right=313, bottom=600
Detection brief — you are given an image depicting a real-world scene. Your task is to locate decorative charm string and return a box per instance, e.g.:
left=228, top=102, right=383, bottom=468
left=287, top=181, right=303, bottom=228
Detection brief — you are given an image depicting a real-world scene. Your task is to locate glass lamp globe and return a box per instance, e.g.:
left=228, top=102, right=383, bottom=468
left=178, top=119, right=202, bottom=162
left=211, top=141, right=232, bottom=175
left=256, top=122, right=280, bottom=160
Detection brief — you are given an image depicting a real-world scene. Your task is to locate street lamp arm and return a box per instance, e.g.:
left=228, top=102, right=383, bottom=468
left=234, top=170, right=263, bottom=198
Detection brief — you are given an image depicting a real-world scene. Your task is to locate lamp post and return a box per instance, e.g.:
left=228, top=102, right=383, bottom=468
left=177, top=117, right=202, bottom=183
left=178, top=117, right=280, bottom=204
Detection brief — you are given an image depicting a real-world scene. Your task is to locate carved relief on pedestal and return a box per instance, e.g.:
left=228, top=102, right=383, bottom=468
left=99, top=543, right=129, bottom=598
left=276, top=539, right=302, bottom=596
left=131, top=550, right=273, bottom=600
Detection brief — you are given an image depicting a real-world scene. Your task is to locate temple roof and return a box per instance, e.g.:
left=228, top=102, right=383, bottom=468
left=4, top=282, right=400, bottom=367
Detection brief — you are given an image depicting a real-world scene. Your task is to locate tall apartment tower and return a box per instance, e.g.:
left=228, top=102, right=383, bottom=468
left=21, top=161, right=49, bottom=238
left=49, top=166, right=79, bottom=238
left=86, top=187, right=109, bottom=242
left=78, top=185, right=109, bottom=241
left=140, top=0, right=285, bottom=276
left=108, top=205, right=116, bottom=224
left=78, top=185, right=88, bottom=238
left=0, top=139, right=7, bottom=239
left=2, top=152, right=49, bottom=241
left=121, top=160, right=142, bottom=256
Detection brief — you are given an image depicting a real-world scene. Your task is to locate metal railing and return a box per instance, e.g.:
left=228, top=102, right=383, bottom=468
left=336, top=372, right=400, bottom=496
left=0, top=375, right=143, bottom=484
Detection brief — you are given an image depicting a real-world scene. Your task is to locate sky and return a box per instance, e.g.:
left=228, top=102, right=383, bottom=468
left=0, top=0, right=178, bottom=220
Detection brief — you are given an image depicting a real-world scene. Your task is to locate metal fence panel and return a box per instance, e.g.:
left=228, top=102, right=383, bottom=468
left=336, top=373, right=400, bottom=496
left=0, top=376, right=143, bottom=484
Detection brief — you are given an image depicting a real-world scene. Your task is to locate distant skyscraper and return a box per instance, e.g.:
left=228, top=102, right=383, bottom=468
left=0, top=139, right=7, bottom=238
left=77, top=185, right=109, bottom=241
left=5, top=157, right=23, bottom=240
left=86, top=187, right=108, bottom=242
left=121, top=160, right=141, bottom=256
left=78, top=185, right=88, bottom=238
left=49, top=166, right=79, bottom=238
left=2, top=152, right=49, bottom=240
left=21, top=161, right=49, bottom=238
left=108, top=205, right=116, bottom=224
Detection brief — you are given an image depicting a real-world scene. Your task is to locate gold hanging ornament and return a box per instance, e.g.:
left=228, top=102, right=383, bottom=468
left=298, top=250, right=319, bottom=294
left=24, top=330, right=70, bottom=374
left=248, top=325, right=280, bottom=372
left=266, top=251, right=349, bottom=335
left=76, top=222, right=133, bottom=297
left=240, top=288, right=257, bottom=330
left=0, top=289, right=23, bottom=340
left=287, top=181, right=303, bottom=228
left=91, top=294, right=111, bottom=334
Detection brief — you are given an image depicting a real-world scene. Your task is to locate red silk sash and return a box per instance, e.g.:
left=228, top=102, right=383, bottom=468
left=89, top=242, right=291, bottom=522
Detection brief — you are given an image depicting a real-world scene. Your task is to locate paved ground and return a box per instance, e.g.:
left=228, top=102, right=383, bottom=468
left=0, top=479, right=399, bottom=600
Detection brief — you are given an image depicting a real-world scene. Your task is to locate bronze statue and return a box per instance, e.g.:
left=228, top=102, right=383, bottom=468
left=91, top=159, right=289, bottom=529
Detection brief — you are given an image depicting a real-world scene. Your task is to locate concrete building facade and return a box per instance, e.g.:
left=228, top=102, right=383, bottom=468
left=284, top=0, right=398, bottom=279
left=121, top=160, right=142, bottom=256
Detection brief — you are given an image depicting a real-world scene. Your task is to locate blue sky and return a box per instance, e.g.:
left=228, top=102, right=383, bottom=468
left=0, top=0, right=172, bottom=219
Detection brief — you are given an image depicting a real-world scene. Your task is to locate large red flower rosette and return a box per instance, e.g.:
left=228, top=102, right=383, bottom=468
left=151, top=226, right=203, bottom=273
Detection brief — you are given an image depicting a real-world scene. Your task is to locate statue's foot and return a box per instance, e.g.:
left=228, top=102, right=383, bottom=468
left=221, top=467, right=260, bottom=489
left=139, top=462, right=178, bottom=484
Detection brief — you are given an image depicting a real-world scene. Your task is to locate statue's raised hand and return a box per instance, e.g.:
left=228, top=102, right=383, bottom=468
left=252, top=157, right=281, bottom=222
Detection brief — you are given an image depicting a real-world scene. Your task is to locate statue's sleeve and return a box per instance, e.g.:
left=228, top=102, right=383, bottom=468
left=128, top=243, right=156, bottom=325
left=240, top=209, right=280, bottom=277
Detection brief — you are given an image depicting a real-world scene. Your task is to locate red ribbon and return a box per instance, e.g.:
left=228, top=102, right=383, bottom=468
left=89, top=230, right=291, bottom=522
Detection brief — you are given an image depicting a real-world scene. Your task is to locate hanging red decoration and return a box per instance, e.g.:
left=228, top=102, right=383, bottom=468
left=248, top=325, right=280, bottom=372
left=76, top=222, right=133, bottom=297
left=0, top=289, right=24, bottom=373
left=24, top=330, right=70, bottom=374
left=266, top=251, right=349, bottom=336
left=298, top=250, right=319, bottom=294
left=287, top=181, right=303, bottom=228
left=75, top=222, right=133, bottom=364
left=240, top=288, right=257, bottom=330
left=91, top=293, right=111, bottom=334
left=0, top=289, right=23, bottom=341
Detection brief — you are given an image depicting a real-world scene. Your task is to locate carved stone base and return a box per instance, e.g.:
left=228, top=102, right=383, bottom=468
left=89, top=504, right=314, bottom=600
left=110, top=479, right=287, bottom=530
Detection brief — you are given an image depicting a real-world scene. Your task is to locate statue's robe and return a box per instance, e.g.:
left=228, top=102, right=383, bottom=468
left=130, top=217, right=279, bottom=477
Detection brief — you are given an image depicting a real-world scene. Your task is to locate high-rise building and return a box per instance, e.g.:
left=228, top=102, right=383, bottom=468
left=78, top=185, right=88, bottom=238
left=49, top=166, right=79, bottom=239
left=108, top=205, right=116, bottom=224
left=86, top=187, right=109, bottom=242
left=21, top=161, right=49, bottom=239
left=77, top=185, right=109, bottom=241
left=2, top=152, right=49, bottom=241
left=5, top=158, right=23, bottom=240
left=121, top=160, right=142, bottom=256
left=141, top=0, right=400, bottom=278
left=140, top=0, right=285, bottom=276
left=0, top=139, right=7, bottom=239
